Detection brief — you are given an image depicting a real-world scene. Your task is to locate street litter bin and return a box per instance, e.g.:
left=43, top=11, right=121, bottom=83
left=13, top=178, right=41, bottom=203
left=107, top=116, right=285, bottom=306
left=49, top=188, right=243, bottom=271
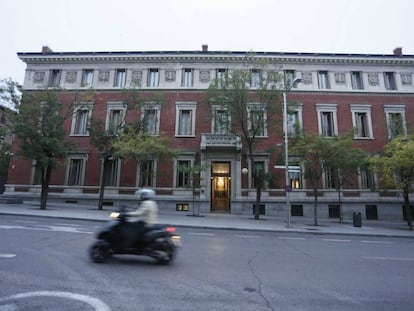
left=353, top=212, right=362, bottom=227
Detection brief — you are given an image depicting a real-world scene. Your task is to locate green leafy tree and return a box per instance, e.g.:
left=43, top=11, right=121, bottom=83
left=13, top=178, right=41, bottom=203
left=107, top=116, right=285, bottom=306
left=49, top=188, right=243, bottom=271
left=9, top=90, right=74, bottom=209
left=369, top=136, right=414, bottom=230
left=291, top=132, right=364, bottom=225
left=207, top=58, right=282, bottom=219
left=0, top=78, right=21, bottom=110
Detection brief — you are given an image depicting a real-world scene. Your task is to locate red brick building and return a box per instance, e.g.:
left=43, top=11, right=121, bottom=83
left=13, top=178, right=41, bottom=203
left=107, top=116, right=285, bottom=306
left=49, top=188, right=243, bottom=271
left=7, top=46, right=414, bottom=220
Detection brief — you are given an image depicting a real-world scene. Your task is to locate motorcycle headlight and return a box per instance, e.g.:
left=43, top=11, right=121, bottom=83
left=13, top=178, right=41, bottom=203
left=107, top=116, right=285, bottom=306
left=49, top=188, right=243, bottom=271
left=110, top=212, right=120, bottom=219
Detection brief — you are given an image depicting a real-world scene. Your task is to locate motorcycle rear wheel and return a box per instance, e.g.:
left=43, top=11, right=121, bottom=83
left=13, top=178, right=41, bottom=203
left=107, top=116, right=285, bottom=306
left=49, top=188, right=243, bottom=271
left=89, top=240, right=111, bottom=263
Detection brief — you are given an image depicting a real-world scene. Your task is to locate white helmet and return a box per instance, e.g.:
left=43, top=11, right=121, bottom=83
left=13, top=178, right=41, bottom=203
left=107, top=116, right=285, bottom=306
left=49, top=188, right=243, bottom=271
left=136, top=189, right=155, bottom=201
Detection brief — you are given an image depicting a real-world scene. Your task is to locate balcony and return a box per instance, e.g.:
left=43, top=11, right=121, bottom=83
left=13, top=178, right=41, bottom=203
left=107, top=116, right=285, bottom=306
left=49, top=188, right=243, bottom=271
left=200, top=133, right=242, bottom=151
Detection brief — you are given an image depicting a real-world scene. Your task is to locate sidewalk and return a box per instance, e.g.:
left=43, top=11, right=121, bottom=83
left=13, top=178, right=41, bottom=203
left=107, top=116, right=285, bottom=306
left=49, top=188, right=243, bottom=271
left=0, top=201, right=413, bottom=238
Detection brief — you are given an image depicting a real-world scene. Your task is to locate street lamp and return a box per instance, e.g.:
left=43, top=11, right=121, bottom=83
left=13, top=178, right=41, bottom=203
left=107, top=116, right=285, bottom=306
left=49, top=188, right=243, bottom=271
left=283, top=77, right=302, bottom=228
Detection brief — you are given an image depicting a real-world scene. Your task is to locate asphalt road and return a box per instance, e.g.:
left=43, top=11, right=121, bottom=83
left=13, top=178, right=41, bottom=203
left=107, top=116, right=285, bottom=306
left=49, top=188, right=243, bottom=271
left=1, top=215, right=413, bottom=311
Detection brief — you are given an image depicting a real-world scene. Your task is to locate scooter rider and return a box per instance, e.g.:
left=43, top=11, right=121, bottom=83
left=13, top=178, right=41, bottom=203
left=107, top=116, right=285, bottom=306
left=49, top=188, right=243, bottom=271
left=126, top=189, right=159, bottom=242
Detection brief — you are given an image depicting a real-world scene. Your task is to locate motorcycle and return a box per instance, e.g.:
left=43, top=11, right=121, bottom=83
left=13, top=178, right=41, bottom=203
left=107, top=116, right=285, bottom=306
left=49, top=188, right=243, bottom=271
left=89, top=206, right=181, bottom=264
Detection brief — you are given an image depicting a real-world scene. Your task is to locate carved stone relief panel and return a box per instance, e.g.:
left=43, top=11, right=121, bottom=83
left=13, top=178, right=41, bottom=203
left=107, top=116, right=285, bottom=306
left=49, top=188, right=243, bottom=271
left=401, top=74, right=412, bottom=85
left=199, top=70, right=210, bottom=83
left=335, top=72, right=346, bottom=84
left=165, top=70, right=176, bottom=82
left=131, top=71, right=143, bottom=85
left=65, top=71, right=77, bottom=83
left=368, top=73, right=379, bottom=86
left=98, top=71, right=110, bottom=83
left=33, top=71, right=45, bottom=84
left=301, top=72, right=312, bottom=84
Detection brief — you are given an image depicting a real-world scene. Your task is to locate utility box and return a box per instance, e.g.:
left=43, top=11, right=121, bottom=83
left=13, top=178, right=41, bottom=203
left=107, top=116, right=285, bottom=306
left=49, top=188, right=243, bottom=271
left=353, top=212, right=362, bottom=227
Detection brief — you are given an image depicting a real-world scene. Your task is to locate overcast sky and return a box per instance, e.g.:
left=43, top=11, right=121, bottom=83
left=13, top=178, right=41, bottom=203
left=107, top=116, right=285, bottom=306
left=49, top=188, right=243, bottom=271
left=1, top=0, right=413, bottom=84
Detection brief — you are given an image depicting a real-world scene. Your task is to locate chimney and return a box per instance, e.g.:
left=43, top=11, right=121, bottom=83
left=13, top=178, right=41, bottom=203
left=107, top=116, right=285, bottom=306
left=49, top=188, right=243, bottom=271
left=202, top=44, right=208, bottom=52
left=42, top=46, right=53, bottom=54
left=393, top=47, right=402, bottom=56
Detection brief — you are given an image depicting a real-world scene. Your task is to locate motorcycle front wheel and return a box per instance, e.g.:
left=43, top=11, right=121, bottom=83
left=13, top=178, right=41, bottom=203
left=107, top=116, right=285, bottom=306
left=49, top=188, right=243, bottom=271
left=89, top=240, right=111, bottom=263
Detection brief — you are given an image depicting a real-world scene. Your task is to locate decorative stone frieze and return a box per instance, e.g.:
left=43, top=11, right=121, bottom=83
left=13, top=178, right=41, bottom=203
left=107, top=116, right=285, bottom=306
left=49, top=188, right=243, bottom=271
left=33, top=71, right=45, bottom=84
left=65, top=71, right=77, bottom=83
left=368, top=73, right=379, bottom=86
left=401, top=74, right=412, bottom=85
left=98, top=71, right=110, bottom=82
left=301, top=72, right=312, bottom=84
left=131, top=71, right=143, bottom=85
left=335, top=72, right=346, bottom=84
left=165, top=70, right=176, bottom=82
left=199, top=70, right=210, bottom=83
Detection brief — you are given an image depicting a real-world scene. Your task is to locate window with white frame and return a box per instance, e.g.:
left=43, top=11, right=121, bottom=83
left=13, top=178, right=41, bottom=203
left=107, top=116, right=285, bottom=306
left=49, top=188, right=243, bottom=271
left=137, top=160, right=156, bottom=188
left=247, top=103, right=267, bottom=137
left=66, top=154, right=87, bottom=186
left=71, top=102, right=93, bottom=136
left=175, top=102, right=197, bottom=136
left=251, top=69, right=261, bottom=88
left=384, top=105, right=407, bottom=139
left=351, top=105, right=373, bottom=139
left=284, top=70, right=295, bottom=88
left=384, top=72, right=397, bottom=90
left=252, top=161, right=265, bottom=188
left=351, top=71, right=364, bottom=90
left=49, top=69, right=61, bottom=87
left=147, top=68, right=160, bottom=87
left=316, top=104, right=338, bottom=137
left=359, top=165, right=376, bottom=190
left=324, top=166, right=338, bottom=189
left=318, top=71, right=330, bottom=89
left=114, top=69, right=126, bottom=87
left=32, top=161, right=42, bottom=185
left=212, top=105, right=230, bottom=134
left=141, top=103, right=160, bottom=135
left=182, top=68, right=193, bottom=87
left=103, top=158, right=120, bottom=187
left=81, top=69, right=94, bottom=87
left=176, top=160, right=191, bottom=188
left=106, top=102, right=126, bottom=135
left=287, top=104, right=303, bottom=137
left=247, top=156, right=269, bottom=189
left=289, top=166, right=302, bottom=189
left=216, top=68, right=227, bottom=88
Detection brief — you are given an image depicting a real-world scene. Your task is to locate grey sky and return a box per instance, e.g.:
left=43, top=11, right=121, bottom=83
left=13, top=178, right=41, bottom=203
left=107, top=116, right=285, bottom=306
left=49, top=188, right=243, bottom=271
left=1, top=0, right=413, bottom=84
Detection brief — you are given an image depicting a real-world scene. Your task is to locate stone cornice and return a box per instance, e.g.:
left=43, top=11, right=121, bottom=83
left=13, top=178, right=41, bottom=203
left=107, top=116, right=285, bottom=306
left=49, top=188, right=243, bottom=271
left=17, top=51, right=414, bottom=66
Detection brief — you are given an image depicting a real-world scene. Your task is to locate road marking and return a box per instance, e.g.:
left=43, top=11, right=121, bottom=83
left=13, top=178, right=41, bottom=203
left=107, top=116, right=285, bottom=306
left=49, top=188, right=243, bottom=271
left=0, top=291, right=111, bottom=311
left=323, top=239, right=351, bottom=243
left=0, top=303, right=17, bottom=311
left=14, top=220, right=38, bottom=224
left=188, top=232, right=214, bottom=236
left=233, top=234, right=260, bottom=238
left=361, top=240, right=393, bottom=244
left=0, top=254, right=16, bottom=258
left=362, top=256, right=414, bottom=262
left=278, top=237, right=305, bottom=240
left=55, top=223, right=81, bottom=227
left=0, top=224, right=92, bottom=234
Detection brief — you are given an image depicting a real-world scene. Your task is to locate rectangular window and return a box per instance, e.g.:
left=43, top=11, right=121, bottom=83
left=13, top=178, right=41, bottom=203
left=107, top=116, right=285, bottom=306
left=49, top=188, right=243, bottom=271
left=108, top=110, right=122, bottom=135
left=284, top=70, right=295, bottom=88
left=252, top=161, right=265, bottom=188
left=67, top=158, right=84, bottom=186
left=73, top=109, right=89, bottom=135
left=384, top=105, right=406, bottom=139
left=139, top=160, right=154, bottom=187
left=81, top=69, right=94, bottom=87
left=351, top=71, right=363, bottom=90
left=324, top=167, right=338, bottom=189
left=142, top=107, right=159, bottom=135
left=251, top=69, right=261, bottom=88
left=49, top=70, right=61, bottom=87
left=106, top=102, right=126, bottom=136
left=175, top=102, right=197, bottom=136
left=177, top=160, right=191, bottom=188
left=320, top=111, right=335, bottom=136
left=148, top=69, right=159, bottom=87
left=182, top=69, right=193, bottom=87
left=216, top=69, right=227, bottom=88
left=359, top=166, right=375, bottom=190
left=351, top=105, right=372, bottom=139
left=213, top=108, right=230, bottom=134
left=384, top=72, right=396, bottom=90
left=287, top=111, right=299, bottom=137
left=104, top=159, right=119, bottom=187
left=248, top=104, right=267, bottom=137
left=318, top=71, right=330, bottom=89
left=289, top=168, right=302, bottom=189
left=114, top=69, right=126, bottom=87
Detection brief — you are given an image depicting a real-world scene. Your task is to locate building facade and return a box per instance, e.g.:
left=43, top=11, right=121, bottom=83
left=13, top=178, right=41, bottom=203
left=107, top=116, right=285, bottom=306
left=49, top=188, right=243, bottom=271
left=7, top=46, right=414, bottom=220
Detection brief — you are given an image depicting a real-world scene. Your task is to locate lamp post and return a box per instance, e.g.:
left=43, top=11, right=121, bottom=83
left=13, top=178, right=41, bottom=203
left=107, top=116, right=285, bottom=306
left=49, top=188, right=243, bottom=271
left=283, top=78, right=302, bottom=228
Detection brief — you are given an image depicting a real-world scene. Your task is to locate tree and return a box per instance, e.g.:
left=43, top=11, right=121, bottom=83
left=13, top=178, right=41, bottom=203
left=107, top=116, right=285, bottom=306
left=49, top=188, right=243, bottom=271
left=291, top=132, right=364, bottom=225
left=9, top=89, right=74, bottom=209
left=369, top=136, right=414, bottom=230
left=0, top=78, right=21, bottom=110
left=207, top=58, right=283, bottom=219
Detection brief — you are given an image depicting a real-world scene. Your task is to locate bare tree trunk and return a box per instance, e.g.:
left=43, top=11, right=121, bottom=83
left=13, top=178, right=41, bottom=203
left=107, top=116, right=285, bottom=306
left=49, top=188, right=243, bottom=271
left=98, top=158, right=109, bottom=210
left=40, top=164, right=52, bottom=210
left=403, top=190, right=413, bottom=230
left=313, top=187, right=318, bottom=226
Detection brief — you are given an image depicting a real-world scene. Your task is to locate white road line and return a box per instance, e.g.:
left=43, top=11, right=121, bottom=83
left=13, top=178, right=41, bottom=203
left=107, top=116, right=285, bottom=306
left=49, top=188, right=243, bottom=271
left=362, top=256, right=414, bottom=262
left=323, top=239, right=351, bottom=242
left=361, top=240, right=393, bottom=244
left=0, top=254, right=16, bottom=258
left=13, top=220, right=38, bottom=224
left=0, top=303, right=17, bottom=311
left=55, top=223, right=81, bottom=227
left=278, top=237, right=305, bottom=240
left=233, top=234, right=260, bottom=238
left=188, top=232, right=214, bottom=236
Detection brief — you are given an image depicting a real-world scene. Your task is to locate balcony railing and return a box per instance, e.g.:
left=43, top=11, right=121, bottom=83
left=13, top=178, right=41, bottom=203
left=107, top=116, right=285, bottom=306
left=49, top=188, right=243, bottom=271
left=200, top=133, right=242, bottom=150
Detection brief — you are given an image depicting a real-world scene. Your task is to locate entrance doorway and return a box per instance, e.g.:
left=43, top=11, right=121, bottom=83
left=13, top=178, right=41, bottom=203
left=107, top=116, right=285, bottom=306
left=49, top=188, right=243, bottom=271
left=211, top=162, right=231, bottom=212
